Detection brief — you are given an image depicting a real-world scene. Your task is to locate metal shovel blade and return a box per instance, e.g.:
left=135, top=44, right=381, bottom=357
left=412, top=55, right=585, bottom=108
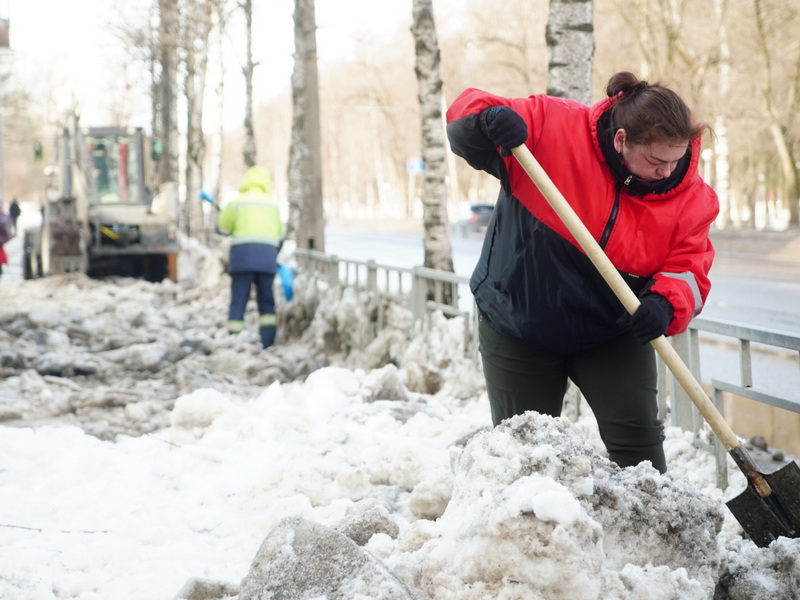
left=726, top=460, right=800, bottom=547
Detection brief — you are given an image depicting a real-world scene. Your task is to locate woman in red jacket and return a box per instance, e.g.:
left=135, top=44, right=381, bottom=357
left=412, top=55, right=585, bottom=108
left=446, top=72, right=719, bottom=473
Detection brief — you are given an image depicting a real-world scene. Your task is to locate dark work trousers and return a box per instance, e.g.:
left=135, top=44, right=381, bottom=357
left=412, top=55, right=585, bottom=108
left=478, top=316, right=667, bottom=473
left=228, top=271, right=277, bottom=348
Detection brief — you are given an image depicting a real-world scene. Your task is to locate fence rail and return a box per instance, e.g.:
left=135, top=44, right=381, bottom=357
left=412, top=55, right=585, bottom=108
left=294, top=248, right=800, bottom=486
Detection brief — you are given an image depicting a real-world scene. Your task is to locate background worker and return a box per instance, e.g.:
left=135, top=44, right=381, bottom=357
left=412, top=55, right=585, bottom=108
left=9, top=198, right=21, bottom=234
left=217, top=165, right=283, bottom=348
left=445, top=72, right=719, bottom=473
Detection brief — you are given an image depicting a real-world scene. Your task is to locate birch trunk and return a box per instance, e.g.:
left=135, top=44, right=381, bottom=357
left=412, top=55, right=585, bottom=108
left=287, top=0, right=324, bottom=251
left=155, top=0, right=180, bottom=191
left=184, top=0, right=212, bottom=240
left=546, top=0, right=594, bottom=103
left=242, top=0, right=257, bottom=168
left=412, top=0, right=454, bottom=306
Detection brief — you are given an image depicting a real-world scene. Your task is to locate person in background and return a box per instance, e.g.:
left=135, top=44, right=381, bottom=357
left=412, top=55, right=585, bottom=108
left=9, top=198, right=21, bottom=234
left=217, top=166, right=283, bottom=348
left=0, top=241, right=6, bottom=279
left=0, top=203, right=12, bottom=279
left=445, top=72, right=719, bottom=473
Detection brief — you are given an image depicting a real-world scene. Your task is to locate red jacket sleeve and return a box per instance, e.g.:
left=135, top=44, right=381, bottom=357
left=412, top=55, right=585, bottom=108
left=650, top=182, right=718, bottom=335
left=446, top=88, right=510, bottom=122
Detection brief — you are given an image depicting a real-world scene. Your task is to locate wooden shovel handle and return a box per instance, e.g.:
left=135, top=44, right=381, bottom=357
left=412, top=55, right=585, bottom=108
left=510, top=144, right=741, bottom=451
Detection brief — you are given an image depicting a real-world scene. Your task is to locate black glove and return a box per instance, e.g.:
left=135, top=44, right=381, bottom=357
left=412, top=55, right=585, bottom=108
left=479, top=106, right=528, bottom=153
left=630, top=293, right=673, bottom=345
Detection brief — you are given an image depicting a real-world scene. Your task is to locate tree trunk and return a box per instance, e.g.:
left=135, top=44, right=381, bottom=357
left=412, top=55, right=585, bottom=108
left=211, top=0, right=227, bottom=210
left=287, top=0, right=324, bottom=251
left=711, top=0, right=731, bottom=229
left=183, top=0, right=212, bottom=240
left=546, top=0, right=594, bottom=104
left=156, top=0, right=180, bottom=191
left=242, top=0, right=257, bottom=168
left=411, top=0, right=454, bottom=306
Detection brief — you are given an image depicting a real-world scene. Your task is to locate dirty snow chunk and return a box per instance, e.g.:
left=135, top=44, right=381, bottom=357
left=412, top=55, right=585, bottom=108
left=388, top=411, right=724, bottom=600
left=27, top=306, right=64, bottom=329
left=336, top=500, right=400, bottom=546
left=506, top=475, right=584, bottom=525
left=238, top=517, right=415, bottom=600
left=302, top=367, right=363, bottom=423
left=173, top=577, right=240, bottom=600
left=121, top=342, right=171, bottom=371
left=716, top=536, right=800, bottom=599
left=33, top=351, right=100, bottom=376
left=176, top=233, right=221, bottom=289
left=170, top=388, right=237, bottom=433
left=23, top=328, right=71, bottom=351
left=124, top=400, right=163, bottom=424
left=311, top=287, right=375, bottom=356
left=359, top=364, right=411, bottom=403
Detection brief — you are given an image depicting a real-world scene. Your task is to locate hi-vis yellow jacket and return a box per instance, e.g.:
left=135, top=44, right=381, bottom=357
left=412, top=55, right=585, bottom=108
left=217, top=166, right=283, bottom=274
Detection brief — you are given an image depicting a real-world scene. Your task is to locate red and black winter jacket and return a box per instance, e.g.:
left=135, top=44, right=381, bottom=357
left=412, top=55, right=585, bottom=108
left=446, top=88, right=719, bottom=353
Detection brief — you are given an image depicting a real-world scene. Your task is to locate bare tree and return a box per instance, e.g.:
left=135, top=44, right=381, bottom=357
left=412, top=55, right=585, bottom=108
left=154, top=0, right=180, bottom=191
left=411, top=0, right=454, bottom=291
left=319, top=50, right=416, bottom=222
left=241, top=0, right=258, bottom=168
left=210, top=0, right=231, bottom=206
left=711, top=0, right=731, bottom=228
left=607, top=0, right=735, bottom=224
left=546, top=0, right=594, bottom=103
left=753, top=0, right=800, bottom=227
left=203, top=0, right=798, bottom=235
left=1, top=85, right=48, bottom=204
left=445, top=0, right=547, bottom=95
left=286, top=0, right=324, bottom=251
left=182, top=0, right=213, bottom=239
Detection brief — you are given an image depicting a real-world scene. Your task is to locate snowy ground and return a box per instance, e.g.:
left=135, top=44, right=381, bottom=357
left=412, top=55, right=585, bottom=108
left=1, top=232, right=798, bottom=600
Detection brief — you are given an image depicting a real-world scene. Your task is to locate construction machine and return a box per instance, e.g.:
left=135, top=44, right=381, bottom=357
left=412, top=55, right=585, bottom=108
left=24, top=116, right=179, bottom=282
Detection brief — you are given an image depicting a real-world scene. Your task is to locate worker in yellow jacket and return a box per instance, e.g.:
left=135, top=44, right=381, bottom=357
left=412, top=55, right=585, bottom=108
left=217, top=166, right=283, bottom=348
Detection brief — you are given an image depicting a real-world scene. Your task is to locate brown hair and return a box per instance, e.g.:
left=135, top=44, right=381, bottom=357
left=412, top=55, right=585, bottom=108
left=606, top=71, right=711, bottom=146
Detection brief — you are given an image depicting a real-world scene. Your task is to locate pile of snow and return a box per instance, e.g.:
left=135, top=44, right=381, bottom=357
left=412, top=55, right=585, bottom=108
left=0, top=238, right=798, bottom=599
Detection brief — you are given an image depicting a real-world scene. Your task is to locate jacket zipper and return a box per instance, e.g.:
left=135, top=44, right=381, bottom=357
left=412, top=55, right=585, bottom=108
left=598, top=186, right=621, bottom=249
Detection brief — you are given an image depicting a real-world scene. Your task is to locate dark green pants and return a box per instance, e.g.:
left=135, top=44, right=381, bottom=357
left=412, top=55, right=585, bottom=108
left=479, top=317, right=667, bottom=473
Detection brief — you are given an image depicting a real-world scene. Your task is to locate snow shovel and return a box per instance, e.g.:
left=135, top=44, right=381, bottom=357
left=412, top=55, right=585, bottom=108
left=199, top=189, right=220, bottom=211
left=510, top=143, right=800, bottom=548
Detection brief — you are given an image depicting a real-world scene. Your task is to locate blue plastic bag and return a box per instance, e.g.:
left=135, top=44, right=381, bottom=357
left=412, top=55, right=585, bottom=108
left=277, top=264, right=294, bottom=301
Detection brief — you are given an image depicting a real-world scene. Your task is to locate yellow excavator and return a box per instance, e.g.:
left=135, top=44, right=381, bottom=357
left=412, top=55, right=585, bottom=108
left=24, top=115, right=179, bottom=282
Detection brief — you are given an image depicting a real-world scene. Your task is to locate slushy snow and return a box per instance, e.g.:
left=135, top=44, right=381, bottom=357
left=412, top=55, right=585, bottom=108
left=0, top=235, right=798, bottom=599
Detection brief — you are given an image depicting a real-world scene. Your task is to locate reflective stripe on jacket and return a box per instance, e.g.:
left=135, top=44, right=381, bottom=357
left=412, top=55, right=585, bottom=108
left=446, top=88, right=719, bottom=353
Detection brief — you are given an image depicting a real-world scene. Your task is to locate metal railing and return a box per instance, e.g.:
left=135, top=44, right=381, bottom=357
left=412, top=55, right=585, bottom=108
left=295, top=248, right=800, bottom=486
left=669, top=318, right=800, bottom=487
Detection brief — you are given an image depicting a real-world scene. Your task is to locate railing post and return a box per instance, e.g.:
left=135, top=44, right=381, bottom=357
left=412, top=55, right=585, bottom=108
left=739, top=339, right=753, bottom=387
left=367, top=260, right=377, bottom=294
left=329, top=255, right=340, bottom=287
left=713, top=385, right=729, bottom=489
left=410, top=266, right=422, bottom=324
left=669, top=332, right=699, bottom=431
left=367, top=260, right=385, bottom=332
